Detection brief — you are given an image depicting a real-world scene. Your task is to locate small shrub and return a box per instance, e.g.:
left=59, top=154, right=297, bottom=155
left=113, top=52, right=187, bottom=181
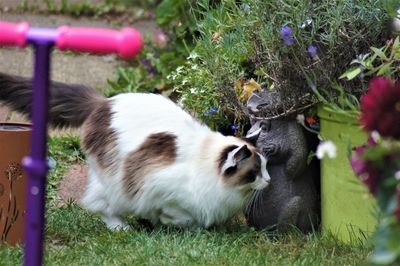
left=170, top=0, right=389, bottom=132
left=105, top=0, right=196, bottom=98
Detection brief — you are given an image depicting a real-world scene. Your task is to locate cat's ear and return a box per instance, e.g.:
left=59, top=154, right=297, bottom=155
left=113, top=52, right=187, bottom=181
left=221, top=144, right=252, bottom=175
left=233, top=144, right=252, bottom=162
left=244, top=127, right=262, bottom=146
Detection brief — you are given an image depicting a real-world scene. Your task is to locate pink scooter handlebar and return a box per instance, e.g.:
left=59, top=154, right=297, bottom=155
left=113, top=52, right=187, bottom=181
left=0, top=21, right=143, bottom=59
left=56, top=26, right=143, bottom=59
left=0, top=21, right=30, bottom=47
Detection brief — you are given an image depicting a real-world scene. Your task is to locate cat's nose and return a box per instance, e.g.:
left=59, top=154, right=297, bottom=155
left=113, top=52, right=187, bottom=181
left=261, top=176, right=271, bottom=188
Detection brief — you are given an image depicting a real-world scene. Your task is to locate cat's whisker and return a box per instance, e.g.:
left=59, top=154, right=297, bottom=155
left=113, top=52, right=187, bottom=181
left=250, top=189, right=263, bottom=221
left=245, top=189, right=257, bottom=214
left=255, top=189, right=264, bottom=217
left=246, top=189, right=259, bottom=223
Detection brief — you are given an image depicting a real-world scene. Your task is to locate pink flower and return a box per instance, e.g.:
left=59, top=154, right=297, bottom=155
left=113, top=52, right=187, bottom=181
left=350, top=146, right=367, bottom=175
left=350, top=145, right=380, bottom=195
left=360, top=77, right=400, bottom=140
left=154, top=29, right=168, bottom=48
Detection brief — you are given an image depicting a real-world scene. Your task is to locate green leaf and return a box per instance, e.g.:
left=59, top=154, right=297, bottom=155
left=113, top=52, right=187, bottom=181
left=377, top=62, right=393, bottom=76
left=364, top=67, right=380, bottom=76
left=390, top=36, right=400, bottom=58
left=383, top=0, right=400, bottom=17
left=306, top=151, right=315, bottom=165
left=156, top=0, right=181, bottom=27
left=371, top=46, right=388, bottom=60
left=339, top=67, right=362, bottom=80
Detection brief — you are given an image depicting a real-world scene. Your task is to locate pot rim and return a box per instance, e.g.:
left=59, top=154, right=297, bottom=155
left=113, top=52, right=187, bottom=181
left=317, top=104, right=360, bottom=125
left=0, top=122, right=32, bottom=132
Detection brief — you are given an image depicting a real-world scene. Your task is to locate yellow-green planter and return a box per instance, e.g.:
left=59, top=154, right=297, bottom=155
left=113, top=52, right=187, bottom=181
left=318, top=105, right=378, bottom=243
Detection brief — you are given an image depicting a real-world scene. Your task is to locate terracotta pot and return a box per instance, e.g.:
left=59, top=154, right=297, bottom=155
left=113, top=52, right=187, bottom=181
left=0, top=122, right=31, bottom=245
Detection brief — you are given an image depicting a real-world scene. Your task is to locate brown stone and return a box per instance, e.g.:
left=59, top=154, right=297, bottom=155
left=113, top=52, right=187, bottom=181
left=57, top=164, right=88, bottom=204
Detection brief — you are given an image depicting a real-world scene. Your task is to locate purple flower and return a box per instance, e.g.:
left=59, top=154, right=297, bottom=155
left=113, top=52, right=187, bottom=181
left=280, top=26, right=292, bottom=37
left=230, top=124, right=238, bottom=131
left=307, top=45, right=317, bottom=57
left=204, top=107, right=217, bottom=116
left=280, top=26, right=295, bottom=46
left=140, top=59, right=156, bottom=74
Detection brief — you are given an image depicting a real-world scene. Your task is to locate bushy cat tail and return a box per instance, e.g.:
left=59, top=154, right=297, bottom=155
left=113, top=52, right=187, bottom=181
left=0, top=72, right=106, bottom=128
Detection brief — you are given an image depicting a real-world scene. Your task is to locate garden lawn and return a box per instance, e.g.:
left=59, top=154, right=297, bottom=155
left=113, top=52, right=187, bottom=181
left=0, top=136, right=371, bottom=266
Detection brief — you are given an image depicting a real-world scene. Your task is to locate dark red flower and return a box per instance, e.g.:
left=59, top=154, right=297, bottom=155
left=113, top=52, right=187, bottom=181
left=360, top=77, right=400, bottom=140
left=360, top=165, right=380, bottom=195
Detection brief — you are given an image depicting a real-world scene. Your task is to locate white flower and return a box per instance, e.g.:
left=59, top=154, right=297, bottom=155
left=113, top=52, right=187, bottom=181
left=177, top=98, right=185, bottom=108
left=395, top=171, right=400, bottom=181
left=182, top=79, right=188, bottom=85
left=300, top=18, right=313, bottom=29
left=167, top=74, right=177, bottom=81
left=191, top=64, right=199, bottom=70
left=316, top=140, right=337, bottom=159
left=176, top=66, right=184, bottom=74
left=187, top=52, right=199, bottom=60
left=190, top=88, right=197, bottom=94
left=371, top=131, right=381, bottom=143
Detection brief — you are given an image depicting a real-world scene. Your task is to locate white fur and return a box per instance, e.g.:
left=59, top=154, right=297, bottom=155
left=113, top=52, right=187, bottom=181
left=81, top=93, right=270, bottom=229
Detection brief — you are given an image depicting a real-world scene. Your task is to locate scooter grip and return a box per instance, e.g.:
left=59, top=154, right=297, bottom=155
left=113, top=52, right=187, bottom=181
left=0, top=21, right=29, bottom=47
left=56, top=26, right=143, bottom=59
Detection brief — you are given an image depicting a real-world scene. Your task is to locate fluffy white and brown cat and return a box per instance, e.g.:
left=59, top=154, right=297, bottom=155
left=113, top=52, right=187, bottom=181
left=0, top=73, right=270, bottom=229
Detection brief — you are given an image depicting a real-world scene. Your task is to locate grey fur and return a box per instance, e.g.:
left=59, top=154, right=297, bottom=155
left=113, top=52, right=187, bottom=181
left=0, top=72, right=105, bottom=128
left=245, top=91, right=319, bottom=233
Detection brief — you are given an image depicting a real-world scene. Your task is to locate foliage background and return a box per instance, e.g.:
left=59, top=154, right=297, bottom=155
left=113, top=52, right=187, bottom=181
left=111, top=0, right=389, bottom=134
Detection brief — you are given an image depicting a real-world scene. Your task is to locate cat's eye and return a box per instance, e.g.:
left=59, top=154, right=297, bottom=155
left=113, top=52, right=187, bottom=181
left=245, top=174, right=256, bottom=183
left=224, top=165, right=237, bottom=176
left=243, top=171, right=257, bottom=183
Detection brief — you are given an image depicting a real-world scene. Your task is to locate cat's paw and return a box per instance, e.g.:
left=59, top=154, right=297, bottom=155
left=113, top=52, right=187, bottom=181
left=101, top=215, right=130, bottom=231
left=108, top=223, right=131, bottom=231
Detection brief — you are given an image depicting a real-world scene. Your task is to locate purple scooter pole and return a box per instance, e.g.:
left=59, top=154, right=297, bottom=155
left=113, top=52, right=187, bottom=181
left=23, top=30, right=56, bottom=266
left=0, top=21, right=143, bottom=266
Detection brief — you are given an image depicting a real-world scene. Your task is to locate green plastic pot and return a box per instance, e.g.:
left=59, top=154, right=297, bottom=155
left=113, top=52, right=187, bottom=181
left=318, top=104, right=377, bottom=243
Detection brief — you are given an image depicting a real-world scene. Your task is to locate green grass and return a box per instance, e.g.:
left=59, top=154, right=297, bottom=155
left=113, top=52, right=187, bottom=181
left=0, top=136, right=372, bottom=265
